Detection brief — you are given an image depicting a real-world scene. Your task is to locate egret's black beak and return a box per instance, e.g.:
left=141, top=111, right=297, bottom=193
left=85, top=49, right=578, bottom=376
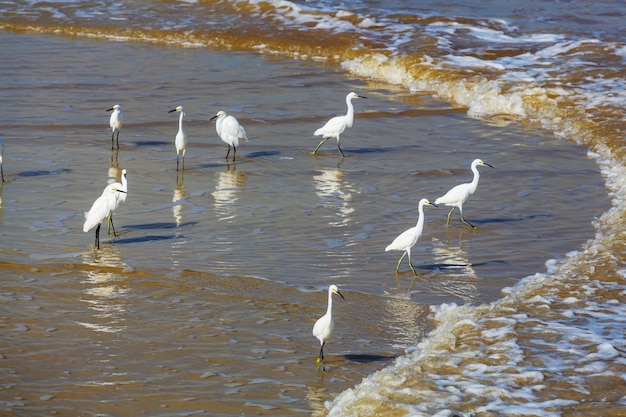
left=106, top=108, right=114, bottom=112
left=210, top=115, right=218, bottom=121
left=168, top=109, right=177, bottom=113
left=337, top=291, right=345, bottom=300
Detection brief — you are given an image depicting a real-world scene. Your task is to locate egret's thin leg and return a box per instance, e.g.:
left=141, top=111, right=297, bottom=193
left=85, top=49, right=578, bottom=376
left=108, top=215, right=117, bottom=236
left=406, top=248, right=418, bottom=275
left=181, top=154, right=185, bottom=170
left=395, top=252, right=407, bottom=273
left=446, top=207, right=455, bottom=225
left=337, top=142, right=346, bottom=158
left=318, top=342, right=325, bottom=362
left=95, top=224, right=101, bottom=249
left=115, top=131, right=120, bottom=149
left=111, top=132, right=116, bottom=150
left=461, top=216, right=476, bottom=229
left=226, top=145, right=231, bottom=160
left=1, top=164, right=4, bottom=182
left=176, top=155, right=180, bottom=171
left=311, top=137, right=330, bottom=155
left=233, top=145, right=237, bottom=162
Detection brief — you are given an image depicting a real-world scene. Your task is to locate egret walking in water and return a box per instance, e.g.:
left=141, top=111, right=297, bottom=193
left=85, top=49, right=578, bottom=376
left=169, top=106, right=188, bottom=170
left=386, top=198, right=437, bottom=275
left=0, top=138, right=5, bottom=182
left=83, top=185, right=127, bottom=249
left=210, top=110, right=248, bottom=162
left=313, top=284, right=345, bottom=368
left=103, top=169, right=128, bottom=236
left=106, top=104, right=124, bottom=149
left=311, top=91, right=367, bottom=157
left=435, top=158, right=494, bottom=229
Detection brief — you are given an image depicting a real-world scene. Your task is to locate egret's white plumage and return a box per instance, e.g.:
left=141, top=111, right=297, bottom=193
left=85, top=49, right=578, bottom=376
left=311, top=91, right=367, bottom=157
left=106, top=104, right=124, bottom=149
left=210, top=110, right=248, bottom=161
left=385, top=198, right=437, bottom=275
left=103, top=169, right=128, bottom=235
left=83, top=184, right=127, bottom=249
left=312, top=284, right=345, bottom=366
left=0, top=138, right=4, bottom=182
left=435, top=158, right=493, bottom=229
left=169, top=106, right=188, bottom=170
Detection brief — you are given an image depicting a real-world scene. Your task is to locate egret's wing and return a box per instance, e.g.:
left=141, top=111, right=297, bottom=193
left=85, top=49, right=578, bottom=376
left=223, top=115, right=247, bottom=141
left=83, top=193, right=114, bottom=232
left=385, top=226, right=417, bottom=252
left=314, top=115, right=347, bottom=137
left=435, top=183, right=470, bottom=205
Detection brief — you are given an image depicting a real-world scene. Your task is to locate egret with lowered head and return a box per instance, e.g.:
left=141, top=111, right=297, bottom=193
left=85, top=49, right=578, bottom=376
left=211, top=110, right=248, bottom=162
left=313, top=284, right=345, bottom=368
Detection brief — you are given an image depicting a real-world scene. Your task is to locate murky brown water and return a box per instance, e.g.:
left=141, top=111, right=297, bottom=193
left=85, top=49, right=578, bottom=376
left=0, top=32, right=609, bottom=415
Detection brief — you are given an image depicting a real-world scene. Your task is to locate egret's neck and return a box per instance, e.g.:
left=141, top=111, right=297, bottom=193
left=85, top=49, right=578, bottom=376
left=416, top=202, right=426, bottom=228
left=326, top=290, right=334, bottom=315
left=345, top=96, right=355, bottom=127
left=179, top=111, right=185, bottom=129
left=469, top=164, right=481, bottom=194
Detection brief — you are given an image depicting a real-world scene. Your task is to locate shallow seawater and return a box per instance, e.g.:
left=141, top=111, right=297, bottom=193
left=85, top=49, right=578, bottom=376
left=0, top=32, right=610, bottom=415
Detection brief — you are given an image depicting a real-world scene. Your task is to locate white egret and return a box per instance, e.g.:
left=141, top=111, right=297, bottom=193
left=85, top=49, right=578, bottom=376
left=83, top=185, right=127, bottom=249
left=435, top=158, right=494, bottom=229
left=103, top=169, right=128, bottom=236
left=385, top=198, right=437, bottom=275
left=210, top=110, right=248, bottom=161
left=0, top=138, right=4, bottom=182
left=169, top=106, right=188, bottom=170
left=312, top=284, right=345, bottom=367
left=106, top=104, right=124, bottom=149
left=311, top=91, right=367, bottom=158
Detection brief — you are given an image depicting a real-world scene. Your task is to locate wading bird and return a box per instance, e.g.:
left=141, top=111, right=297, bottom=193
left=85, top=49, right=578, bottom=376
left=210, top=110, right=248, bottom=162
left=313, top=284, right=345, bottom=368
left=169, top=106, right=188, bottom=170
left=385, top=198, right=437, bottom=275
left=435, top=158, right=493, bottom=229
left=311, top=91, right=367, bottom=157
left=83, top=185, right=127, bottom=249
left=106, top=104, right=124, bottom=149
left=103, top=169, right=128, bottom=236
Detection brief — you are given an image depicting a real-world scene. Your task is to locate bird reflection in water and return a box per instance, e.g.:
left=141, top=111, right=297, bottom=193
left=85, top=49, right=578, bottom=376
left=173, top=172, right=186, bottom=228
left=212, top=163, right=247, bottom=221
left=430, top=234, right=478, bottom=303
left=313, top=168, right=355, bottom=227
left=78, top=245, right=129, bottom=333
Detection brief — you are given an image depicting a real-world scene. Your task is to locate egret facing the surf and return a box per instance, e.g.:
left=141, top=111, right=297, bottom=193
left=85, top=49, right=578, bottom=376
left=106, top=104, right=124, bottom=149
left=313, top=284, right=345, bottom=368
left=169, top=106, right=188, bottom=171
left=385, top=198, right=437, bottom=275
left=211, top=110, right=248, bottom=162
left=435, top=158, right=493, bottom=229
left=311, top=91, right=367, bottom=158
